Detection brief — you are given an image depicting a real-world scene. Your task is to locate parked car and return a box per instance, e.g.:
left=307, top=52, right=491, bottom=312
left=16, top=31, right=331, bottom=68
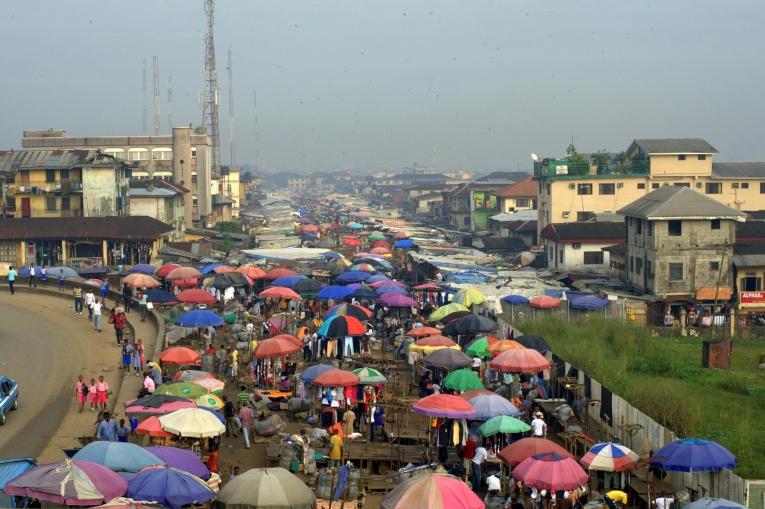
left=0, top=376, right=19, bottom=425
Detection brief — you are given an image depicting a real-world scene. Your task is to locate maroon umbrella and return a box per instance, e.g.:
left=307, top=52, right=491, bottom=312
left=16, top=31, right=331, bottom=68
left=377, top=293, right=418, bottom=307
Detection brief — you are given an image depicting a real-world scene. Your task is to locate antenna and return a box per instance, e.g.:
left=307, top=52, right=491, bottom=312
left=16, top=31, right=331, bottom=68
left=167, top=73, right=173, bottom=130
left=142, top=58, right=148, bottom=134
left=153, top=55, right=160, bottom=135
left=226, top=46, right=236, bottom=169
left=202, top=0, right=222, bottom=176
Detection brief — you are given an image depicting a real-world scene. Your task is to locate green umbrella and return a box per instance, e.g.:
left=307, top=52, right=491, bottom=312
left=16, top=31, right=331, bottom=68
left=368, top=233, right=386, bottom=240
left=214, top=467, right=315, bottom=509
left=352, top=367, right=387, bottom=384
left=465, top=336, right=492, bottom=358
left=428, top=303, right=469, bottom=322
left=443, top=368, right=485, bottom=392
left=154, top=381, right=209, bottom=399
left=479, top=415, right=531, bottom=436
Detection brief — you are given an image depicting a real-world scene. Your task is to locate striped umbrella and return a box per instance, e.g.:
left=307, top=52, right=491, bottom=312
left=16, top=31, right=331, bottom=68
left=352, top=367, right=387, bottom=384
left=581, top=442, right=640, bottom=472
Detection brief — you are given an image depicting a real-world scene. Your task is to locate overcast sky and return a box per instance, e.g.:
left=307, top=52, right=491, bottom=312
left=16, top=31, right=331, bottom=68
left=1, top=1, right=764, bottom=172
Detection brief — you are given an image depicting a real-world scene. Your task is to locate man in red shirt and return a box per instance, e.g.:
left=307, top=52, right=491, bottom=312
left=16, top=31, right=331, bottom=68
left=461, top=435, right=477, bottom=481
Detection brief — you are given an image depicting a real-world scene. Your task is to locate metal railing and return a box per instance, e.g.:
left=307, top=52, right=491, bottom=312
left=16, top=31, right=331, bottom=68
left=25, top=209, right=84, bottom=217
left=8, top=180, right=83, bottom=193
left=534, top=159, right=650, bottom=180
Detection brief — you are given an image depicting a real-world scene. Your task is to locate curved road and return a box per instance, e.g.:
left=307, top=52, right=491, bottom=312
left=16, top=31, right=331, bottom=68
left=0, top=290, right=120, bottom=459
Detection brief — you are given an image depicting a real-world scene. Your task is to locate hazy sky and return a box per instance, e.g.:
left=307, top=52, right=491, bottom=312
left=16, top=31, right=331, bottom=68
left=1, top=1, right=764, bottom=172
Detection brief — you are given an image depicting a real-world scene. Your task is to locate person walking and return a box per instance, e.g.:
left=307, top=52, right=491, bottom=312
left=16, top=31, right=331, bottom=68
left=7, top=266, right=16, bottom=295
left=133, top=340, right=144, bottom=375
left=75, top=375, right=88, bottom=413
left=85, top=289, right=96, bottom=320
left=40, top=265, right=46, bottom=284
left=113, top=310, right=126, bottom=345
left=471, top=440, right=487, bottom=492
left=138, top=291, right=148, bottom=322
left=88, top=378, right=98, bottom=411
left=58, top=269, right=65, bottom=292
left=93, top=298, right=103, bottom=332
left=73, top=286, right=83, bottom=314
left=28, top=263, right=36, bottom=287
left=99, top=281, right=109, bottom=304
left=122, top=284, right=132, bottom=313
left=223, top=396, right=239, bottom=438
left=121, top=341, right=133, bottom=374
left=96, top=412, right=118, bottom=441
left=531, top=411, right=547, bottom=438
left=95, top=375, right=109, bottom=410
left=116, top=419, right=130, bottom=442
left=238, top=404, right=254, bottom=449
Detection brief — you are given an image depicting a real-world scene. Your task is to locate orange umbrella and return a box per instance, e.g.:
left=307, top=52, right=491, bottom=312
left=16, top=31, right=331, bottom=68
left=490, top=348, right=551, bottom=373
left=238, top=266, right=267, bottom=279
left=370, top=247, right=390, bottom=255
left=259, top=287, right=302, bottom=300
left=159, top=347, right=201, bottom=366
left=166, top=267, right=202, bottom=280
left=497, top=437, right=575, bottom=466
left=270, top=334, right=303, bottom=347
left=123, top=273, right=160, bottom=288
left=343, top=238, right=361, bottom=248
left=136, top=416, right=175, bottom=438
left=254, top=336, right=301, bottom=358
left=313, top=369, right=360, bottom=387
left=529, top=295, right=561, bottom=309
left=405, top=326, right=442, bottom=337
left=264, top=268, right=297, bottom=280
left=487, top=339, right=525, bottom=354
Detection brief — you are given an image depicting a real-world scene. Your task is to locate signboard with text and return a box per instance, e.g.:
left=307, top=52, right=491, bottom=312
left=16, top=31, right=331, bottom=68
left=740, top=291, right=765, bottom=304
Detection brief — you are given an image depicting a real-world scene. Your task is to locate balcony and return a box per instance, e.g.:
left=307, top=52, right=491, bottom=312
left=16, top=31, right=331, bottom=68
left=534, top=159, right=650, bottom=180
left=9, top=180, right=83, bottom=194
left=27, top=209, right=84, bottom=218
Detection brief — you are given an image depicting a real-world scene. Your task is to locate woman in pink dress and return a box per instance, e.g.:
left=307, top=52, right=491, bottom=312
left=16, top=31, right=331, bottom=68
left=75, top=375, right=87, bottom=413
left=96, top=375, right=109, bottom=410
left=88, top=378, right=98, bottom=411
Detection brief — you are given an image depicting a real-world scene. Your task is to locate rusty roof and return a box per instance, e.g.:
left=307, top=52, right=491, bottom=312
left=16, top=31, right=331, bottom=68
left=0, top=149, right=127, bottom=172
left=495, top=176, right=536, bottom=198
left=0, top=216, right=172, bottom=241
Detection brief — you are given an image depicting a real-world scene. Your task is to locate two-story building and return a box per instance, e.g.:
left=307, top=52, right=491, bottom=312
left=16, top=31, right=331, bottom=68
left=495, top=176, right=537, bottom=213
left=540, top=221, right=625, bottom=274
left=129, top=179, right=187, bottom=241
left=617, top=186, right=746, bottom=304
left=444, top=172, right=529, bottom=232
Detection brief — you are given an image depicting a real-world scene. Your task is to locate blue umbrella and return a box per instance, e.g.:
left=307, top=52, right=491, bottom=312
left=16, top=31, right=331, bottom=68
left=271, top=275, right=308, bottom=288
left=337, top=271, right=372, bottom=283
left=683, top=498, right=747, bottom=509
left=376, top=285, right=408, bottom=295
left=126, top=467, right=215, bottom=509
left=348, top=222, right=364, bottom=229
left=129, top=264, right=157, bottom=275
left=72, top=441, right=165, bottom=473
left=366, top=274, right=390, bottom=284
left=199, top=263, right=223, bottom=275
left=393, top=239, right=415, bottom=249
left=321, top=252, right=343, bottom=260
left=346, top=287, right=378, bottom=300
left=650, top=438, right=737, bottom=472
left=147, top=289, right=179, bottom=305
left=45, top=266, right=80, bottom=278
left=569, top=294, right=610, bottom=310
left=502, top=295, right=529, bottom=305
left=174, top=310, right=223, bottom=328
left=299, top=363, right=336, bottom=383
left=198, top=406, right=225, bottom=423
left=317, top=285, right=353, bottom=300
left=467, top=394, right=521, bottom=420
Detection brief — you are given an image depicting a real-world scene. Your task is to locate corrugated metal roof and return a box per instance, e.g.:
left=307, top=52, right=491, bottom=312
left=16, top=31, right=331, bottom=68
left=712, top=162, right=765, bottom=179
left=129, top=187, right=177, bottom=198
left=496, top=176, right=536, bottom=198
left=630, top=138, right=718, bottom=154
left=617, top=187, right=746, bottom=220
left=541, top=222, right=625, bottom=242
left=0, top=216, right=172, bottom=241
left=0, top=458, right=36, bottom=490
left=0, top=149, right=98, bottom=172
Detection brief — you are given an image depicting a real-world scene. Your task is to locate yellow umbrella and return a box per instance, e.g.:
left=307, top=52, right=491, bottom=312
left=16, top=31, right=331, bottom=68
left=428, top=303, right=469, bottom=322
left=196, top=393, right=224, bottom=410
left=453, top=288, right=485, bottom=308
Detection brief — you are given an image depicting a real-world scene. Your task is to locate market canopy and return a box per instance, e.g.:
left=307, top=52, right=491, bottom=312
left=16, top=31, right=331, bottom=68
left=498, top=437, right=575, bottom=466
left=154, top=382, right=209, bottom=399
left=158, top=408, right=226, bottom=438
left=443, top=314, right=497, bottom=335
left=423, top=348, right=472, bottom=369
left=380, top=473, right=483, bottom=509
left=259, top=287, right=302, bottom=300
left=410, top=335, right=460, bottom=353
left=144, top=446, right=211, bottom=480
left=443, top=368, right=485, bottom=392
left=467, top=393, right=521, bottom=420
left=122, top=273, right=160, bottom=288
left=176, top=289, right=216, bottom=305
left=254, top=336, right=302, bottom=359
left=650, top=438, right=737, bottom=472
left=317, top=315, right=366, bottom=337
left=312, top=368, right=360, bottom=387
left=352, top=367, right=387, bottom=384
left=213, top=467, right=315, bottom=509
left=428, top=303, right=469, bottom=322
left=299, top=363, right=336, bottom=383
left=405, top=326, right=442, bottom=338
left=581, top=442, right=640, bottom=472
left=126, top=466, right=215, bottom=509
left=159, top=347, right=201, bottom=366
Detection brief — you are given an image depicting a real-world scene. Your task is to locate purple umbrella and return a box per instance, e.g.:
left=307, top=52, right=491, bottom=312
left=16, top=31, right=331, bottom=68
left=378, top=293, right=418, bottom=307
left=144, top=446, right=211, bottom=480
left=4, top=459, right=127, bottom=506
left=376, top=285, right=409, bottom=295
left=127, top=466, right=214, bottom=509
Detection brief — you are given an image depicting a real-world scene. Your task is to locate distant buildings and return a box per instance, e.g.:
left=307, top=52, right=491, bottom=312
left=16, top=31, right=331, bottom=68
left=444, top=171, right=530, bottom=231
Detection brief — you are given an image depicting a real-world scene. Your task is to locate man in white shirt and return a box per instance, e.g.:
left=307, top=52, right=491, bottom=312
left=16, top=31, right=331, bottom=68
left=654, top=494, right=674, bottom=509
left=531, top=411, right=547, bottom=438
left=486, top=473, right=501, bottom=494
left=407, top=349, right=419, bottom=385
left=85, top=290, right=96, bottom=321
left=93, top=299, right=103, bottom=332
left=471, top=443, right=487, bottom=492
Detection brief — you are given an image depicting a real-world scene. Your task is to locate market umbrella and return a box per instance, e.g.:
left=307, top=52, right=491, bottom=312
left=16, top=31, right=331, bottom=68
left=467, top=393, right=521, bottom=420
left=441, top=310, right=473, bottom=324
left=423, top=349, right=472, bottom=369
left=176, top=288, right=216, bottom=305
left=348, top=222, right=364, bottom=229
left=443, top=314, right=497, bottom=335
left=270, top=333, right=303, bottom=347
left=213, top=467, right=315, bottom=509
left=123, top=273, right=160, bottom=288
left=412, top=394, right=476, bottom=419
left=144, top=447, right=211, bottom=480
left=158, top=408, right=226, bottom=438
left=224, top=271, right=254, bottom=287
left=370, top=247, right=390, bottom=255
left=406, top=326, right=442, bottom=337
left=316, top=285, right=353, bottom=300
left=195, top=393, right=224, bottom=410
left=294, top=278, right=324, bottom=295
left=413, top=283, right=444, bottom=291
left=124, top=396, right=196, bottom=417
left=93, top=498, right=163, bottom=509
left=650, top=438, right=737, bottom=472
left=453, top=288, right=485, bottom=308
left=529, top=295, right=561, bottom=309
left=369, top=279, right=405, bottom=289
left=4, top=459, right=127, bottom=506
left=300, top=224, right=319, bottom=232
left=372, top=240, right=390, bottom=249
left=166, top=267, right=201, bottom=280
left=155, top=263, right=182, bottom=278
left=380, top=473, right=483, bottom=509
left=393, top=239, right=415, bottom=249
left=271, top=274, right=308, bottom=288
left=202, top=274, right=233, bottom=290
left=460, top=389, right=496, bottom=401
left=479, top=415, right=531, bottom=436
left=173, top=310, right=223, bottom=328
left=254, top=336, right=301, bottom=358
left=346, top=286, right=379, bottom=300
left=377, top=293, right=418, bottom=307
left=238, top=266, right=267, bottom=279
left=515, top=335, right=551, bottom=353
left=464, top=335, right=497, bottom=358
left=487, top=339, right=525, bottom=354
left=358, top=257, right=394, bottom=270
left=443, top=368, right=485, bottom=392
left=343, top=237, right=361, bottom=248
left=264, top=268, right=298, bottom=280
left=126, top=467, right=215, bottom=509
left=299, top=363, right=336, bottom=383
left=73, top=441, right=165, bottom=473
left=498, top=438, right=575, bottom=466
left=173, top=369, right=215, bottom=383
left=129, top=264, right=157, bottom=275
left=325, top=303, right=373, bottom=321
left=366, top=273, right=390, bottom=284
left=259, top=287, right=302, bottom=300
left=159, top=347, right=201, bottom=366
left=350, top=263, right=376, bottom=273
left=146, top=289, right=179, bottom=305
left=352, top=367, right=388, bottom=384
left=502, top=294, right=530, bottom=305
left=683, top=498, right=748, bottom=509
left=213, top=264, right=238, bottom=273
left=490, top=348, right=551, bottom=373
left=569, top=294, right=610, bottom=310
left=337, top=270, right=372, bottom=283
left=513, top=453, right=589, bottom=491
left=312, top=368, right=360, bottom=387
left=376, top=285, right=409, bottom=296
left=368, top=233, right=386, bottom=241
left=135, top=416, right=175, bottom=438
left=155, top=382, right=209, bottom=399
left=410, top=335, right=460, bottom=354
left=191, top=377, right=225, bottom=393
left=318, top=315, right=366, bottom=337
left=393, top=230, right=409, bottom=239
left=581, top=442, right=640, bottom=472
left=428, top=303, right=469, bottom=322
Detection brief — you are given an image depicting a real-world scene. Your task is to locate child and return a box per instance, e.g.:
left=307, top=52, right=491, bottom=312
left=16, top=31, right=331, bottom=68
left=58, top=270, right=65, bottom=292
left=121, top=341, right=133, bottom=375
left=96, top=375, right=109, bottom=410
left=75, top=375, right=87, bottom=413
left=88, top=378, right=98, bottom=411
left=131, top=341, right=143, bottom=376
left=116, top=419, right=130, bottom=442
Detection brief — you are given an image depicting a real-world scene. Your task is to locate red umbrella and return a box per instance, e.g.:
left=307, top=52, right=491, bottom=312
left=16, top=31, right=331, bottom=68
left=254, top=336, right=301, bottom=358
left=370, top=247, right=390, bottom=255
left=414, top=335, right=458, bottom=348
left=136, top=416, right=175, bottom=438
left=166, top=267, right=202, bottom=280
left=313, top=369, right=360, bottom=387
left=490, top=348, right=550, bottom=373
left=497, top=438, right=575, bottom=466
left=394, top=230, right=409, bottom=239
left=413, top=283, right=444, bottom=291
left=259, top=287, right=302, bottom=300
left=372, top=240, right=390, bottom=249
left=270, top=334, right=303, bottom=347
left=411, top=394, right=476, bottom=419
left=405, top=326, right=442, bottom=337
left=301, top=224, right=319, bottom=232
left=159, top=347, right=201, bottom=366
left=529, top=295, right=561, bottom=309
left=176, top=289, right=216, bottom=305
left=155, top=263, right=181, bottom=278
left=211, top=265, right=236, bottom=274
left=264, top=268, right=298, bottom=280
left=512, top=453, right=589, bottom=491
left=344, top=238, right=361, bottom=248
left=238, top=266, right=267, bottom=279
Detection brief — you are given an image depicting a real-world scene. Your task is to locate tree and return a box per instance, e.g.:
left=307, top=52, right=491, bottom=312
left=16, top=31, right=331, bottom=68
left=592, top=150, right=610, bottom=167
left=193, top=125, right=207, bottom=135
left=565, top=143, right=588, bottom=166
left=615, top=151, right=629, bottom=172
left=219, top=234, right=232, bottom=257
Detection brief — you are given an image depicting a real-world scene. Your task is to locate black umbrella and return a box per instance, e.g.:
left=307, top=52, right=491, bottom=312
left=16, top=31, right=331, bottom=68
left=294, top=278, right=324, bottom=295
left=423, top=349, right=473, bottom=369
left=223, top=272, right=251, bottom=287
left=204, top=274, right=231, bottom=290
left=515, top=335, right=550, bottom=353
left=443, top=314, right=498, bottom=335
left=439, top=310, right=472, bottom=324
left=129, top=394, right=193, bottom=408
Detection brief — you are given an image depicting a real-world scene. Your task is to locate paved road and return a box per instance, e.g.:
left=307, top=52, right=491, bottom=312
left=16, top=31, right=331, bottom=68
left=0, top=290, right=119, bottom=459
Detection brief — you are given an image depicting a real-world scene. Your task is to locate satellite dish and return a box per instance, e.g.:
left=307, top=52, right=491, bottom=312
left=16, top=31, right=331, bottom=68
left=530, top=153, right=540, bottom=162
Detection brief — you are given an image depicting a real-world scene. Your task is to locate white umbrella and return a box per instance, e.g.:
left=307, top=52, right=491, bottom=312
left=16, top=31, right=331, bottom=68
left=158, top=408, right=225, bottom=438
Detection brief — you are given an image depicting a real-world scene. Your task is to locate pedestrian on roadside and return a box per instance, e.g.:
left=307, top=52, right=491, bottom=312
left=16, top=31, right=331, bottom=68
left=116, top=419, right=130, bottom=442
left=133, top=340, right=144, bottom=375
left=88, top=377, right=98, bottom=411
left=7, top=266, right=16, bottom=295
left=40, top=265, right=46, bottom=284
left=471, top=440, right=488, bottom=492
left=99, top=281, right=109, bottom=303
left=114, top=310, right=126, bottom=344
left=93, top=298, right=103, bottom=332
left=28, top=263, right=36, bottom=287
left=121, top=340, right=133, bottom=374
left=96, top=412, right=118, bottom=441
left=85, top=289, right=96, bottom=320
left=223, top=396, right=239, bottom=438
left=238, top=404, right=254, bottom=449
left=143, top=371, right=156, bottom=394
left=73, top=286, right=83, bottom=314
left=122, top=284, right=132, bottom=313
left=96, top=375, right=109, bottom=410
left=138, top=290, right=148, bottom=322
left=58, top=269, right=65, bottom=291
left=75, top=375, right=88, bottom=413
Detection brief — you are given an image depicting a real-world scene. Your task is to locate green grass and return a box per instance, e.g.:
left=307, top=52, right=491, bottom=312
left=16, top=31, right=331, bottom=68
left=516, top=317, right=765, bottom=479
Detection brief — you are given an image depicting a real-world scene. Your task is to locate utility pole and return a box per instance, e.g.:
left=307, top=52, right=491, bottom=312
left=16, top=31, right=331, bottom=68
left=167, top=73, right=173, bottom=130
left=226, top=46, right=236, bottom=170
left=153, top=55, right=160, bottom=135
left=142, top=58, right=148, bottom=134
left=202, top=0, right=221, bottom=176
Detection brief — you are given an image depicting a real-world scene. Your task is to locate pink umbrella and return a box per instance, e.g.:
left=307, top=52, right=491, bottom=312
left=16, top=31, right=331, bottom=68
left=412, top=394, right=476, bottom=419
left=369, top=280, right=406, bottom=289
left=490, top=348, right=551, bottom=373
left=124, top=399, right=196, bottom=416
left=211, top=265, right=236, bottom=274
left=380, top=473, right=483, bottom=509
left=512, top=452, right=589, bottom=491
left=377, top=293, right=418, bottom=307
left=529, top=295, right=561, bottom=309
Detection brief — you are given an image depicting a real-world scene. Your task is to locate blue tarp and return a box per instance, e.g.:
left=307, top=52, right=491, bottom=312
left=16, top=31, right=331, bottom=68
left=445, top=271, right=490, bottom=284
left=0, top=457, right=36, bottom=507
left=569, top=294, right=609, bottom=310
left=199, top=263, right=224, bottom=275
left=544, top=289, right=564, bottom=298
left=502, top=295, right=530, bottom=305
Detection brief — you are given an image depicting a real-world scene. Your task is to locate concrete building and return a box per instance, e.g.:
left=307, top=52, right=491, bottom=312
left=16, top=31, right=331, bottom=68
left=20, top=128, right=213, bottom=228
left=540, top=222, right=625, bottom=274
left=617, top=186, right=746, bottom=301
left=444, top=172, right=529, bottom=232
left=0, top=149, right=130, bottom=218
left=128, top=179, right=187, bottom=241
left=535, top=138, right=765, bottom=238
left=495, top=176, right=537, bottom=213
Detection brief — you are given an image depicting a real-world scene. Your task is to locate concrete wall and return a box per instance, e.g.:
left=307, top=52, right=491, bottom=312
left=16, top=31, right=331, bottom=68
left=649, top=154, right=713, bottom=177
left=544, top=239, right=613, bottom=274
left=129, top=196, right=184, bottom=241
left=81, top=167, right=125, bottom=217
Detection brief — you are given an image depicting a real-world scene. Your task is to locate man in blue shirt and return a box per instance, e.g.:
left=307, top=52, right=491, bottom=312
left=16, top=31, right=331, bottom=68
left=7, top=266, right=15, bottom=295
left=96, top=412, right=118, bottom=441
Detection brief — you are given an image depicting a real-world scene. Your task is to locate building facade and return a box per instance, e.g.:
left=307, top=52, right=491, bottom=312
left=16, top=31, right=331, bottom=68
left=129, top=179, right=187, bottom=241
left=540, top=222, right=625, bottom=274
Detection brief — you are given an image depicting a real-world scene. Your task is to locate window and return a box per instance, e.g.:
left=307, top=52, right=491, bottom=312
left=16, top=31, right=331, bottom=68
left=678, top=154, right=687, bottom=161
left=674, top=183, right=690, bottom=188
left=698, top=155, right=707, bottom=161
left=191, top=174, right=198, bottom=184
left=648, top=222, right=653, bottom=236
left=705, top=182, right=722, bottom=194
left=559, top=249, right=564, bottom=263
left=630, top=256, right=634, bottom=273
left=6, top=197, right=15, bottom=211
left=127, top=148, right=149, bottom=161
left=652, top=183, right=660, bottom=189
left=60, top=168, right=69, bottom=180
left=577, top=211, right=595, bottom=221
left=152, top=148, right=173, bottom=160
left=463, top=216, right=470, bottom=226
left=45, top=196, right=56, bottom=212
left=191, top=147, right=198, bottom=158
left=637, top=183, right=646, bottom=190
left=104, top=148, right=125, bottom=159
left=743, top=276, right=762, bottom=291
left=732, top=183, right=739, bottom=189
left=668, top=220, right=682, bottom=236
left=61, top=197, right=70, bottom=210
left=515, top=198, right=530, bottom=208
left=546, top=184, right=551, bottom=195
left=636, top=219, right=642, bottom=235
left=635, top=257, right=643, bottom=275
left=192, top=197, right=198, bottom=207
left=583, top=252, right=604, bottom=265
left=45, top=169, right=56, bottom=183
left=742, top=182, right=749, bottom=189
left=711, top=219, right=721, bottom=230
left=646, top=260, right=653, bottom=277
left=669, top=263, right=683, bottom=280
left=577, top=183, right=592, bottom=195
left=599, top=183, right=615, bottom=195
left=761, top=182, right=765, bottom=194
left=709, top=261, right=720, bottom=271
